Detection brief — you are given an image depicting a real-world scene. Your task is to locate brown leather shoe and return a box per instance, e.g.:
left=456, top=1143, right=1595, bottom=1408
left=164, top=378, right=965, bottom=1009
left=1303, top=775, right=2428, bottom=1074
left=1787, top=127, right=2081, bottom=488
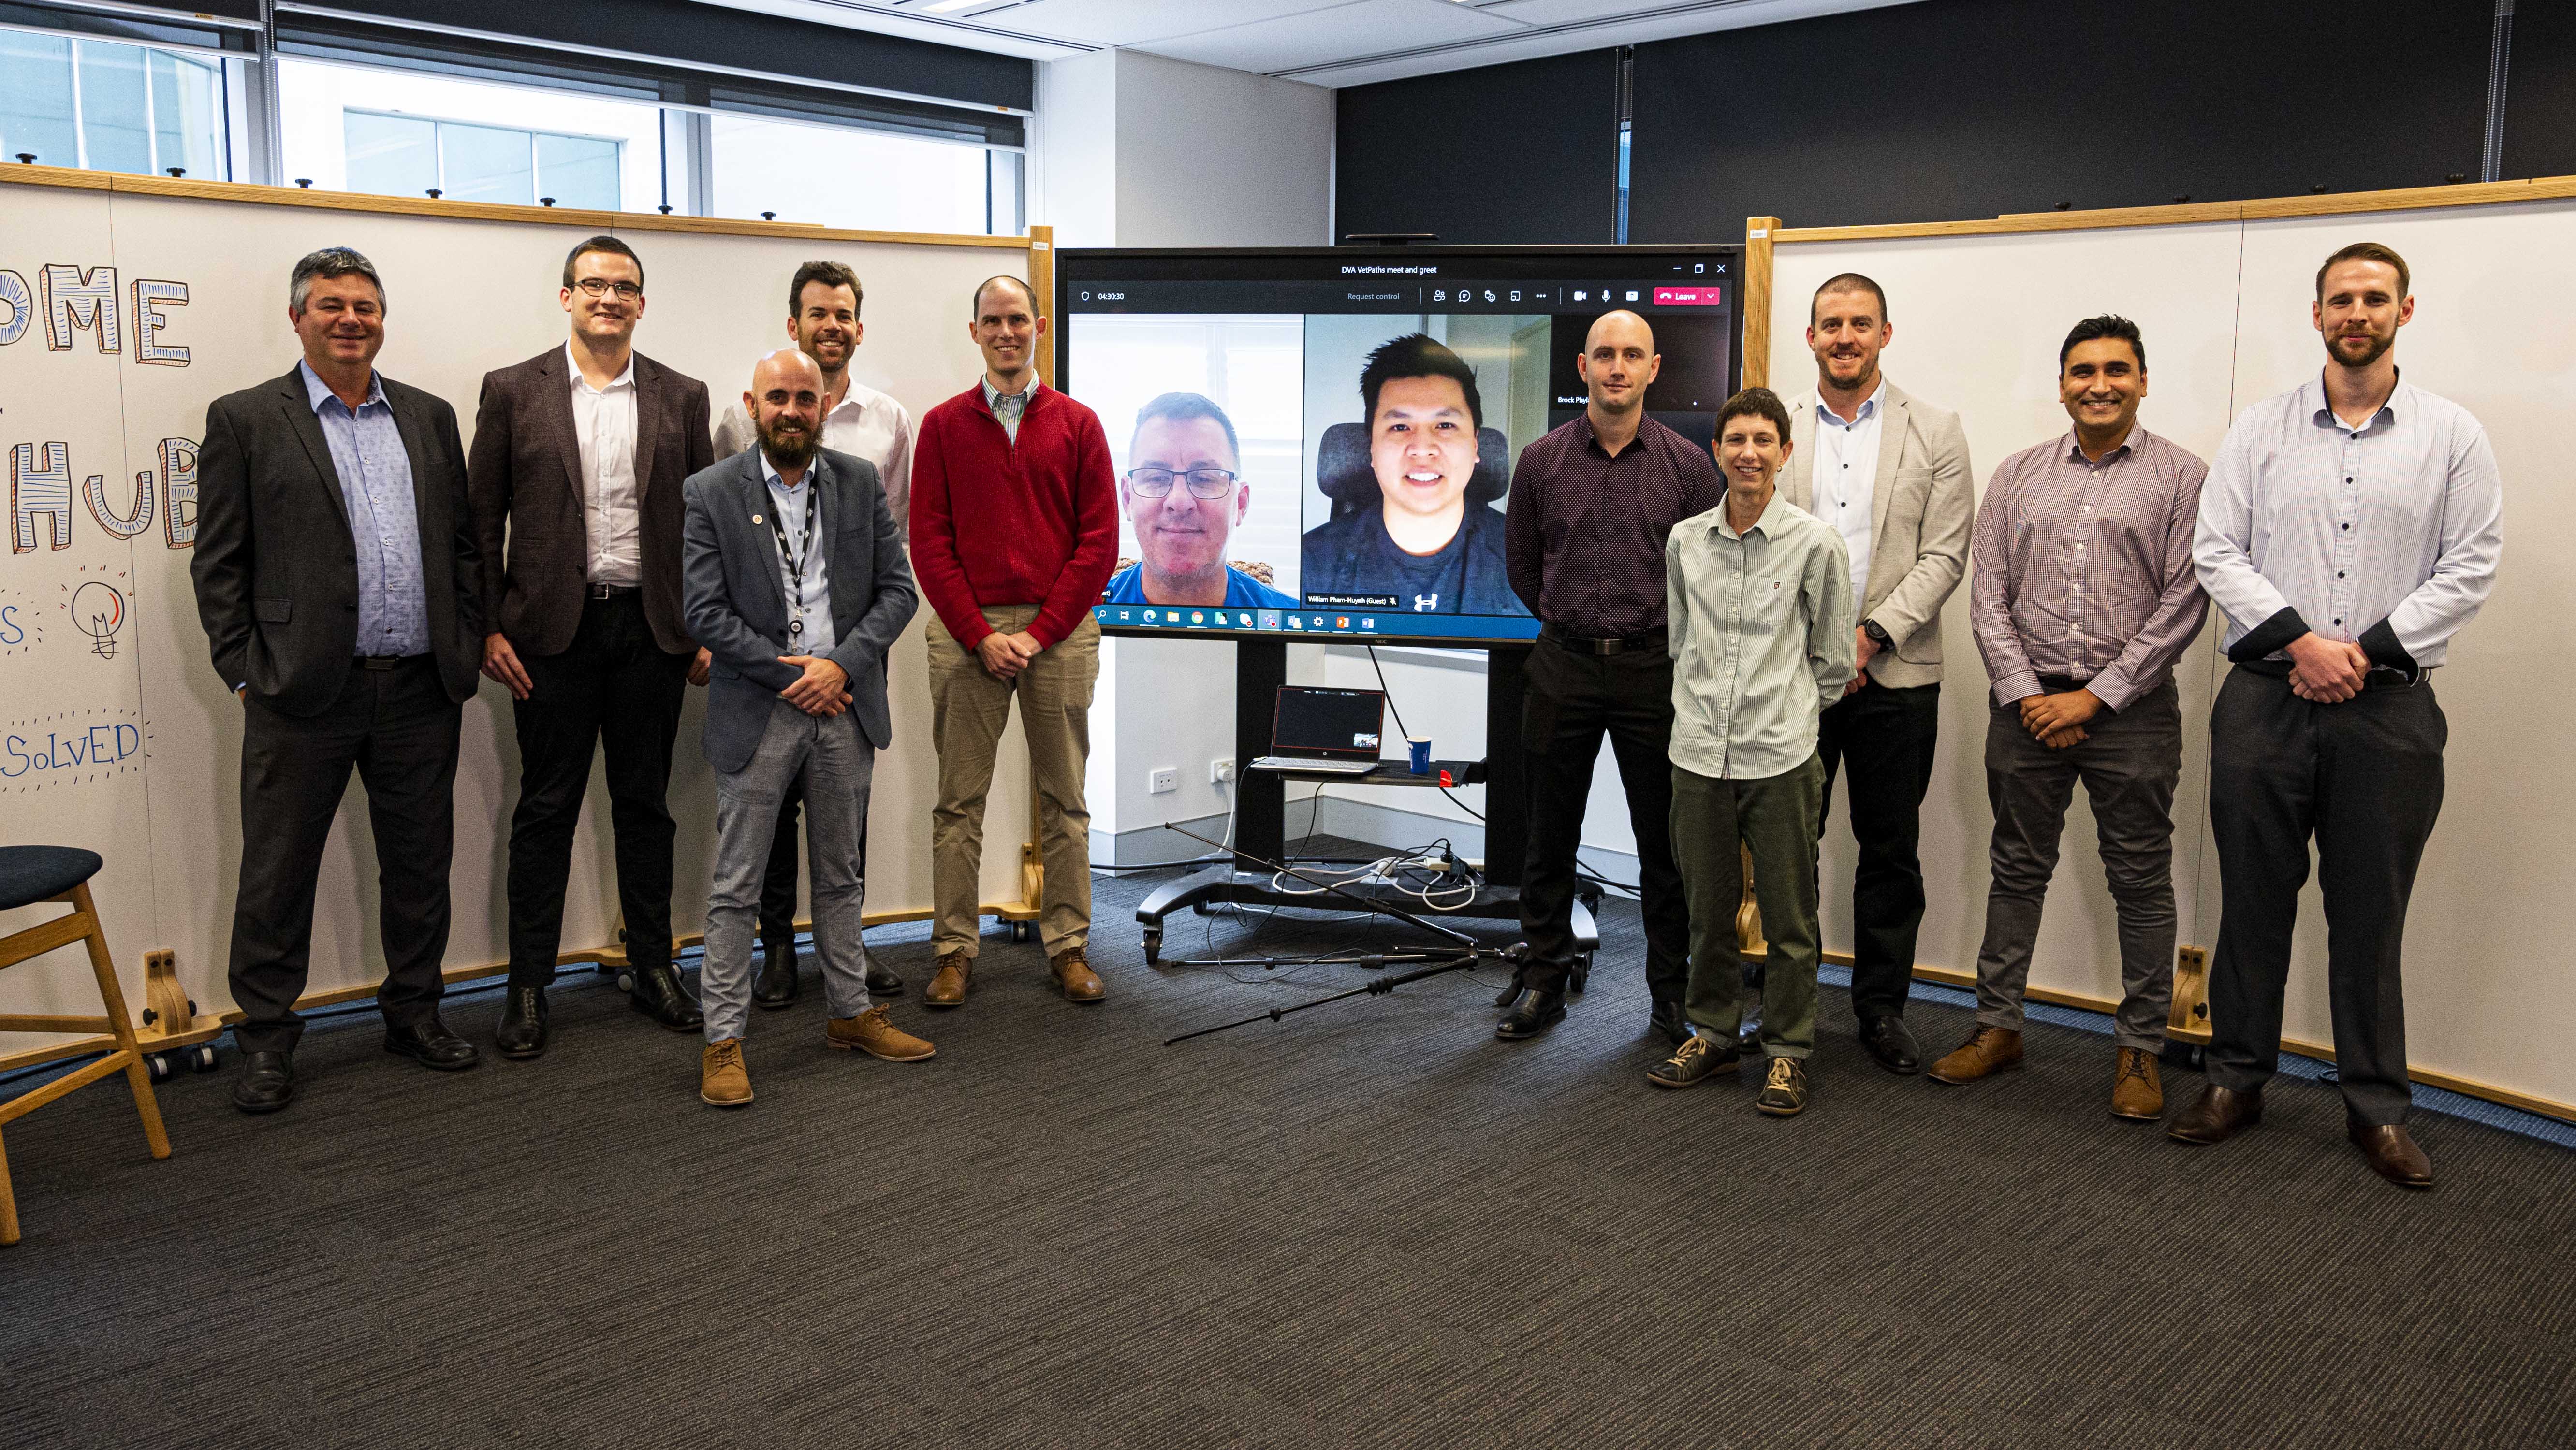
left=922, top=952, right=971, bottom=1009
left=2166, top=1082, right=2261, bottom=1144
left=2348, top=1121, right=2434, bottom=1189
left=700, top=1038, right=753, bottom=1108
left=2110, top=1047, right=2165, bottom=1121
left=826, top=1004, right=936, bottom=1062
left=1051, top=946, right=1105, bottom=1003
left=1927, top=1026, right=2023, bottom=1085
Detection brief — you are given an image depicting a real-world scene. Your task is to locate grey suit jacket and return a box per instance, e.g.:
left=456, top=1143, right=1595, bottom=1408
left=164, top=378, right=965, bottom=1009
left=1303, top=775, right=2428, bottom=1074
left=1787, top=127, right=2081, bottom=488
left=1779, top=379, right=1974, bottom=689
left=191, top=366, right=483, bottom=714
left=682, top=445, right=916, bottom=773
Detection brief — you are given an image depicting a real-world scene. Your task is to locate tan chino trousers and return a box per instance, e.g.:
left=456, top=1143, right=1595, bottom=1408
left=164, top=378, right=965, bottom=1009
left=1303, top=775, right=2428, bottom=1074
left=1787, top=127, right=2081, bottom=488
left=926, top=605, right=1099, bottom=958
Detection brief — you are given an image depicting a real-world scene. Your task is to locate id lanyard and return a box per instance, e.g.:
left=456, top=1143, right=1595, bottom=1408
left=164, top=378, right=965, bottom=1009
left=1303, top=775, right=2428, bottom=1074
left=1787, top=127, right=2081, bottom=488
left=765, top=479, right=822, bottom=641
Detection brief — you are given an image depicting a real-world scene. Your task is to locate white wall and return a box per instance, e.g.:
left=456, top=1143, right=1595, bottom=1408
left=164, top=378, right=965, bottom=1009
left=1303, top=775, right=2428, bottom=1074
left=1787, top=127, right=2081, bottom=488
left=1029, top=48, right=1334, bottom=856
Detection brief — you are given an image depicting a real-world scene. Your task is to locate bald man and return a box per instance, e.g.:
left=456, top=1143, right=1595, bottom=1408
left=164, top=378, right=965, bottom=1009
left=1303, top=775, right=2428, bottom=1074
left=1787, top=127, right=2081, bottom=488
left=679, top=349, right=929, bottom=1109
left=1496, top=312, right=1726, bottom=1044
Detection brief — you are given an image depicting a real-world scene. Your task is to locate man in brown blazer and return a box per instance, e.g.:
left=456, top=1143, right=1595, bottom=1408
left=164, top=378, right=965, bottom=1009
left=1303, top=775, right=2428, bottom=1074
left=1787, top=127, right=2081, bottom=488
left=1775, top=273, right=1975, bottom=1077
left=468, top=235, right=717, bottom=1058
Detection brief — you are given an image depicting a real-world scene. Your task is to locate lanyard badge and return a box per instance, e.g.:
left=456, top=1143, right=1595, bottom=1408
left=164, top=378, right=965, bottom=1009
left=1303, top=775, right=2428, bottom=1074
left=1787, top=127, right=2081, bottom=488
left=765, top=485, right=821, bottom=637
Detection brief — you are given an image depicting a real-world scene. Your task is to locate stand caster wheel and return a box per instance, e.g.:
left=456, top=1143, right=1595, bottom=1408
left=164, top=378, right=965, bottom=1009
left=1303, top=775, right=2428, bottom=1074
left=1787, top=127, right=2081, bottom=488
left=1142, top=929, right=1162, bottom=965
left=1191, top=901, right=1210, bottom=917
left=1569, top=955, right=1592, bottom=996
left=187, top=1043, right=220, bottom=1073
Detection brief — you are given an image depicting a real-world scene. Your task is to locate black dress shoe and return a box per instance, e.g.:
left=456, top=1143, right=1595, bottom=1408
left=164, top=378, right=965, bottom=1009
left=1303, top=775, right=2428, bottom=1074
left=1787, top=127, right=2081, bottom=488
left=752, top=943, right=799, bottom=1010
left=1495, top=987, right=1566, bottom=1040
left=629, top=961, right=705, bottom=1031
left=865, top=961, right=903, bottom=997
left=1858, top=1014, right=1923, bottom=1075
left=1648, top=998, right=1693, bottom=1048
left=231, top=1049, right=296, bottom=1114
left=384, top=1015, right=479, bottom=1071
left=494, top=986, right=550, bottom=1058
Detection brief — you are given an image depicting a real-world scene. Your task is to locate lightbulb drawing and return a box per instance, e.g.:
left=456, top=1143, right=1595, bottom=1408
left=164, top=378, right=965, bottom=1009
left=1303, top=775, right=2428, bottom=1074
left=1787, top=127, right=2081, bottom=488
left=72, top=580, right=125, bottom=659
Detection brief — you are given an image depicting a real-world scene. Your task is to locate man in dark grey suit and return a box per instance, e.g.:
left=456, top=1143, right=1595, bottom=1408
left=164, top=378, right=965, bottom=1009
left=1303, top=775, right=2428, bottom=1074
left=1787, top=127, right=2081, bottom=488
left=468, top=236, right=716, bottom=1058
left=190, top=246, right=485, bottom=1114
left=681, top=349, right=929, bottom=1108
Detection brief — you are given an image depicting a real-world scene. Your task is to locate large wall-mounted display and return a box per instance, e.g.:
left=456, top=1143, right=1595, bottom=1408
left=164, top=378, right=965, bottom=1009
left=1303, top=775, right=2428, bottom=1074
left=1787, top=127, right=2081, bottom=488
left=1056, top=246, right=1739, bottom=647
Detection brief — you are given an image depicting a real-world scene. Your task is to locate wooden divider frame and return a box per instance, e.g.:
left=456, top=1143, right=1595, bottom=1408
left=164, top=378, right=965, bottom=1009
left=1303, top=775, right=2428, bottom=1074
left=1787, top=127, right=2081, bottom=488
left=1733, top=177, right=2576, bottom=1126
left=0, top=164, right=1056, bottom=1073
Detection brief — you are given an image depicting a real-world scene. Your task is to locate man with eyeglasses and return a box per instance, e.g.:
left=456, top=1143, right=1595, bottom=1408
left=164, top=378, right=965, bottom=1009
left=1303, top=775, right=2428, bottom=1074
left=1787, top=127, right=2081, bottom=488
left=1102, top=392, right=1295, bottom=610
left=468, top=235, right=717, bottom=1059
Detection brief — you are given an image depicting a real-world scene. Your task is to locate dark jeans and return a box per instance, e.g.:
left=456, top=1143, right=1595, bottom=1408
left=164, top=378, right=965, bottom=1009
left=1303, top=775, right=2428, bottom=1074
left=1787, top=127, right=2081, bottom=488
left=1974, top=682, right=2182, bottom=1050
left=1672, top=755, right=1827, bottom=1058
left=2205, top=667, right=2445, bottom=1126
left=1517, top=634, right=1689, bottom=1000
left=228, top=657, right=461, bottom=1055
left=1816, top=680, right=1941, bottom=1019
left=504, top=593, right=689, bottom=987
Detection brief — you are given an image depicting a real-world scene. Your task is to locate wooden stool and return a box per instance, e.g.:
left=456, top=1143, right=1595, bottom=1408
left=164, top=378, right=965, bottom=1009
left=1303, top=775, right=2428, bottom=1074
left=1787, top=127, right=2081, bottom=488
left=0, top=846, right=172, bottom=1247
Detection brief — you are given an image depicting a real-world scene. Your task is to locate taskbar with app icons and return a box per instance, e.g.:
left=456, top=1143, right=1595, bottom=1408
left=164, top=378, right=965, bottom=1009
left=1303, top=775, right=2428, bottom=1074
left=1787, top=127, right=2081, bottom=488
left=1094, top=604, right=1540, bottom=644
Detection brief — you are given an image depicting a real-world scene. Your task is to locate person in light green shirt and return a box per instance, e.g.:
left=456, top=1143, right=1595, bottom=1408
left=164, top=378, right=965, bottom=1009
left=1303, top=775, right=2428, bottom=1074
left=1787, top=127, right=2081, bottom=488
left=1648, top=387, right=1855, bottom=1117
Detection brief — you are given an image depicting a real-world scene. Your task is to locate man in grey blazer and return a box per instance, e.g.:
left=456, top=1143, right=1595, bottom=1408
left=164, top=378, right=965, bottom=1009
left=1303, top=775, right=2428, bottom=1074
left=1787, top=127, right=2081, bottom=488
left=1775, top=273, right=1975, bottom=1076
left=680, top=348, right=930, bottom=1107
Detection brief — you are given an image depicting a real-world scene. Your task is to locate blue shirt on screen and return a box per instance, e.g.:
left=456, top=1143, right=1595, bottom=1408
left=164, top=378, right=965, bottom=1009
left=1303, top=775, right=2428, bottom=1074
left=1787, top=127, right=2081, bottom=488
left=1101, top=561, right=1296, bottom=609
left=299, top=359, right=429, bottom=658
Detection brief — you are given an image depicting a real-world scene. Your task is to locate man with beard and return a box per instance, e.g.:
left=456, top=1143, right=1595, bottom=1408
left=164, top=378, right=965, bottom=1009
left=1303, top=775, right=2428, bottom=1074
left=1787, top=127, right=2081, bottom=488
left=470, top=236, right=715, bottom=1058
left=2176, top=243, right=2503, bottom=1189
left=713, top=261, right=913, bottom=1011
left=1102, top=392, right=1294, bottom=609
left=1775, top=274, right=1974, bottom=1077
left=1300, top=333, right=1522, bottom=616
left=1494, top=311, right=1723, bottom=1044
left=680, top=349, right=929, bottom=1107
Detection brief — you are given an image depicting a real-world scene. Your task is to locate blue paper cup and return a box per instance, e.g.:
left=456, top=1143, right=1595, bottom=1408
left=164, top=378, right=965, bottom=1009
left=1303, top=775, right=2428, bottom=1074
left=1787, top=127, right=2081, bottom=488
left=1407, top=736, right=1432, bottom=775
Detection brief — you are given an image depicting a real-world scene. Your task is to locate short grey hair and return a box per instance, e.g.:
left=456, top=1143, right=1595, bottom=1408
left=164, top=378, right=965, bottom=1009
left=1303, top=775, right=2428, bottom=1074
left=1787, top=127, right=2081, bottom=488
left=290, top=246, right=385, bottom=314
left=1133, top=392, right=1240, bottom=464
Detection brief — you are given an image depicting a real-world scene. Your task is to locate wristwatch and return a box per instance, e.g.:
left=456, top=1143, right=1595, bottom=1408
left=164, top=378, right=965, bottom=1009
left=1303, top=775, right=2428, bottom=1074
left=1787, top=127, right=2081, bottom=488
left=1861, top=620, right=1893, bottom=648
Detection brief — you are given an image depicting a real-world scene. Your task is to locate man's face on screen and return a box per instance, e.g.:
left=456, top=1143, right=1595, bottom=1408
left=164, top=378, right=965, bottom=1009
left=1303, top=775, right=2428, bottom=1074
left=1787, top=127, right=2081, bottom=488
left=1125, top=415, right=1246, bottom=590
left=1369, top=375, right=1478, bottom=523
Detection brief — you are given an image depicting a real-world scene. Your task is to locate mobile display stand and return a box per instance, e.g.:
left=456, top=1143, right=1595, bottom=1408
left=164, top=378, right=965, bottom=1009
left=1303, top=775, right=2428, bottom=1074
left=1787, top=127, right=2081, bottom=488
left=1131, top=636, right=1599, bottom=970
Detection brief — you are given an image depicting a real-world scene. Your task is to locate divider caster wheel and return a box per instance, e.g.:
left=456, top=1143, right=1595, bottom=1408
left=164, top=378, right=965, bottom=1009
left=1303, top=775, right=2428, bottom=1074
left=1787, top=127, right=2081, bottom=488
left=187, top=1043, right=221, bottom=1073
left=1142, top=928, right=1162, bottom=965
left=145, top=1051, right=178, bottom=1083
left=1010, top=921, right=1035, bottom=943
left=617, top=969, right=637, bottom=992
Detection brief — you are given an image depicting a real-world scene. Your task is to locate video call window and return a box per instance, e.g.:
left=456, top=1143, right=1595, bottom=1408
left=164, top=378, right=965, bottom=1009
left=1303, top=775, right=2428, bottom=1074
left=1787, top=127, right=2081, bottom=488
left=1059, top=247, right=1741, bottom=646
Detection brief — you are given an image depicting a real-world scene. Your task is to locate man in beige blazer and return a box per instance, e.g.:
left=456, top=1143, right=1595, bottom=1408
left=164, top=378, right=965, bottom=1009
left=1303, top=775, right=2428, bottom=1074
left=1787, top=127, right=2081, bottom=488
left=1773, top=272, right=1974, bottom=1076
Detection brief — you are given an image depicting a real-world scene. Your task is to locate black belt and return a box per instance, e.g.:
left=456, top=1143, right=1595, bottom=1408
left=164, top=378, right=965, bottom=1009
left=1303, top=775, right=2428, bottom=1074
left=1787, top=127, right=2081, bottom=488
left=356, top=653, right=429, bottom=671
left=1541, top=624, right=1667, bottom=657
left=586, top=582, right=640, bottom=600
left=2235, top=657, right=2425, bottom=691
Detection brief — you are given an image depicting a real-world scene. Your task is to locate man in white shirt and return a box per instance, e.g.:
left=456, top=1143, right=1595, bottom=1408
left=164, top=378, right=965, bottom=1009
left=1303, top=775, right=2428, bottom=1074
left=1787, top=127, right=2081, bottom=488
left=468, top=237, right=717, bottom=1058
left=2178, top=242, right=2503, bottom=1190
left=711, top=261, right=916, bottom=1009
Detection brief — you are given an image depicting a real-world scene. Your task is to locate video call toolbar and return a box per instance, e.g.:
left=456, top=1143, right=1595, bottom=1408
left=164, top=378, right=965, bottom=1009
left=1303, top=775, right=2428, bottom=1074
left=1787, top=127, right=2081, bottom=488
left=1091, top=603, right=1540, bottom=642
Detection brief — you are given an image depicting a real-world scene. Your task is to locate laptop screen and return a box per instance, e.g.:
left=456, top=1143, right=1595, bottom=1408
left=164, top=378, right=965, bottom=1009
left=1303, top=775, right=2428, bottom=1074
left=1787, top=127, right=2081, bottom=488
left=1274, top=686, right=1386, bottom=760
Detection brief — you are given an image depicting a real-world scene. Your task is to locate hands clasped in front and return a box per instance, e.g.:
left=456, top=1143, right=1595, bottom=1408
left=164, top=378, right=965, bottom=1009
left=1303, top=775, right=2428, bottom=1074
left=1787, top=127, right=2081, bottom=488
left=975, top=628, right=1043, bottom=680
left=779, top=654, right=851, bottom=716
left=2284, top=631, right=2371, bottom=703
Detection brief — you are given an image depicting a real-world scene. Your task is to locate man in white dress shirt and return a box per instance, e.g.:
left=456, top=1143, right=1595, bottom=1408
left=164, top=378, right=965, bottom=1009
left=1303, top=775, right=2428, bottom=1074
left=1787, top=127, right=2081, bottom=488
left=2176, top=242, right=2503, bottom=1190
left=712, top=261, right=916, bottom=1008
left=469, top=236, right=718, bottom=1058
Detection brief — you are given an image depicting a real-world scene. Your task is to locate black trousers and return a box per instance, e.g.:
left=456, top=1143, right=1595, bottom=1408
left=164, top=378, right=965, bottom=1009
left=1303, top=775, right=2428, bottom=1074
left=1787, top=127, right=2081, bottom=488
left=1518, top=634, right=1689, bottom=1001
left=505, top=593, right=689, bottom=987
left=228, top=657, right=461, bottom=1055
left=1815, top=679, right=1941, bottom=1019
left=2205, top=667, right=2445, bottom=1126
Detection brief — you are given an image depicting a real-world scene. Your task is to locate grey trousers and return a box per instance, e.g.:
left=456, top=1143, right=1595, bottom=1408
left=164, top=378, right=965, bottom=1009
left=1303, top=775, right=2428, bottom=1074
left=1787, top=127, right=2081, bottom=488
left=703, top=698, right=877, bottom=1044
left=1971, top=682, right=2182, bottom=1051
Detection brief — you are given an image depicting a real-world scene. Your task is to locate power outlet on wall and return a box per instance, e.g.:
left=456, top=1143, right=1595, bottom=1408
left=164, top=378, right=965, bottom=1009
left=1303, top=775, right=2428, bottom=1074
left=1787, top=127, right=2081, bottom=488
left=1148, top=767, right=1178, bottom=794
left=1210, top=758, right=1235, bottom=784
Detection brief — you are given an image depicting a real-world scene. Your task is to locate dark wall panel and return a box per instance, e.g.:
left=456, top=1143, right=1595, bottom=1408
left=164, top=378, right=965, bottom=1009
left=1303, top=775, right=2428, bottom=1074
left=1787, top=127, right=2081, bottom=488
left=2504, top=2, right=2576, bottom=180
left=1335, top=50, right=1617, bottom=244
left=1629, top=0, right=2493, bottom=243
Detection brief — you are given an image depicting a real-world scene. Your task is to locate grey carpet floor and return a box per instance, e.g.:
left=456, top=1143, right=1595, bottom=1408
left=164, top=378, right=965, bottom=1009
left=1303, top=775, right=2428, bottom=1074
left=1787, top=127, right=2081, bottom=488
left=5, top=839, right=2575, bottom=1450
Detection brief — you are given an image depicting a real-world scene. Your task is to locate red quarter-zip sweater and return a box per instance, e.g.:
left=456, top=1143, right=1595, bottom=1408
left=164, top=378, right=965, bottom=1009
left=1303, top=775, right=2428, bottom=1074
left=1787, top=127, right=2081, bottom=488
left=910, top=380, right=1119, bottom=650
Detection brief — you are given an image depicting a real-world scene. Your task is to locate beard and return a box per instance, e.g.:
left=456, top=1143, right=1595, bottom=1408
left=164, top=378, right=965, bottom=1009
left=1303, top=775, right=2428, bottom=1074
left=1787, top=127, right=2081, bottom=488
left=758, top=416, right=819, bottom=470
left=2328, top=327, right=2394, bottom=370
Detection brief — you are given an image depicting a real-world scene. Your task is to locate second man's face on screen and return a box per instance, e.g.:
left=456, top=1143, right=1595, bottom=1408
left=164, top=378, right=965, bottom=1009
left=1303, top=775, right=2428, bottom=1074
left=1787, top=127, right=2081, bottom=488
left=1124, top=415, right=1246, bottom=590
left=1368, top=374, right=1478, bottom=522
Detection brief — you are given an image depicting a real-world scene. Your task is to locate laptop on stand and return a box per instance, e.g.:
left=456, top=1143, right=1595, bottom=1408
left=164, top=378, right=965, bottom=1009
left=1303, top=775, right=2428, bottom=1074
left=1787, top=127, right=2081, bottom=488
left=1250, top=685, right=1389, bottom=776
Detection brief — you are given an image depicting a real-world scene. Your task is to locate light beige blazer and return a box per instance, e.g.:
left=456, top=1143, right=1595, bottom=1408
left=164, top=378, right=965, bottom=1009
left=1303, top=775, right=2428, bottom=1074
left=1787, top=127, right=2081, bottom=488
left=1779, top=379, right=1975, bottom=689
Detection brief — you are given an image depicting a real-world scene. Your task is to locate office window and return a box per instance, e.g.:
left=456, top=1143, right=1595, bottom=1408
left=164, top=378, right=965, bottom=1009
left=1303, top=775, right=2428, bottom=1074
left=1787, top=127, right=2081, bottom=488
left=281, top=58, right=659, bottom=211
left=710, top=113, right=996, bottom=234
left=0, top=30, right=229, bottom=178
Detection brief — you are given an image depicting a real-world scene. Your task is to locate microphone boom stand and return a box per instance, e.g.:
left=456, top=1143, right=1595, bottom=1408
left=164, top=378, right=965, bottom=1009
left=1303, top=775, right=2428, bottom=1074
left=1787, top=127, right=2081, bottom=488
left=1152, top=820, right=1527, bottom=1046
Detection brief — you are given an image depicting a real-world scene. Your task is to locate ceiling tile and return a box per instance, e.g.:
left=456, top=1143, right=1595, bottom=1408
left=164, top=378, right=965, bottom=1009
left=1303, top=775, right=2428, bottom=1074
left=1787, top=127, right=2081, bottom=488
left=976, top=0, right=1345, bottom=47
left=1134, top=0, right=1529, bottom=74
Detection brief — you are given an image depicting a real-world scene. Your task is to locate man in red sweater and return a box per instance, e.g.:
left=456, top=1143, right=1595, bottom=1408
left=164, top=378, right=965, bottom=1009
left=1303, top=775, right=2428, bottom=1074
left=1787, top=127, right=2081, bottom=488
left=910, top=275, right=1120, bottom=1007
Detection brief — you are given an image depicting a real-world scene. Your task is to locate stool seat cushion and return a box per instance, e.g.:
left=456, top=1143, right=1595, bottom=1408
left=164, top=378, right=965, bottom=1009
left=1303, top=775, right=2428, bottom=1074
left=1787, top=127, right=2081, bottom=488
left=0, top=846, right=104, bottom=912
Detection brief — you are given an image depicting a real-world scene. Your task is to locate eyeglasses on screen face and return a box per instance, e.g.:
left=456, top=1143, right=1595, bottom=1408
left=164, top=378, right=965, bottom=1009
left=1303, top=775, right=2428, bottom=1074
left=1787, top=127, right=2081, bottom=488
left=574, top=278, right=644, bottom=299
left=1124, top=468, right=1238, bottom=499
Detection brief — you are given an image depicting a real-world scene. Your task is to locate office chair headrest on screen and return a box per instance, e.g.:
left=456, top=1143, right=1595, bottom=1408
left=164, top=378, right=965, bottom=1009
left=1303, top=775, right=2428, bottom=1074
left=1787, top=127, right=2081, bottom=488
left=1314, top=422, right=1512, bottom=518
